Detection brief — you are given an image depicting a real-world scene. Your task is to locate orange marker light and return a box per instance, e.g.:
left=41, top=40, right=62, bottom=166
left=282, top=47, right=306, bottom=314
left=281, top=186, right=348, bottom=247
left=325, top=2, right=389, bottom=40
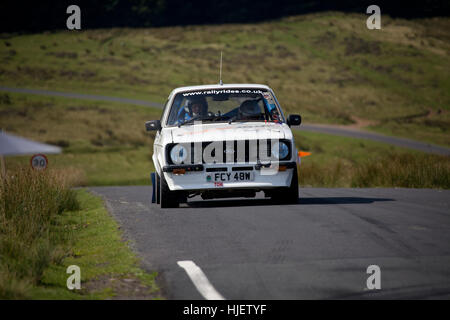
left=298, top=151, right=311, bottom=158
left=173, top=168, right=186, bottom=174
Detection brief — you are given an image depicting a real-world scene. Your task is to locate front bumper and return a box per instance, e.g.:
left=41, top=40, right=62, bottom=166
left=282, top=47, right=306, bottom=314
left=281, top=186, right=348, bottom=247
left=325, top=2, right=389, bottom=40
left=163, top=161, right=297, bottom=191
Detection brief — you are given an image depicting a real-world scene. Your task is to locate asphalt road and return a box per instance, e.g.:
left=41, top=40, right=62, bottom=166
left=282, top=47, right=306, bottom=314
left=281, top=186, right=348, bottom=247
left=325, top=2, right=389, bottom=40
left=2, top=85, right=449, bottom=156
left=90, top=186, right=450, bottom=299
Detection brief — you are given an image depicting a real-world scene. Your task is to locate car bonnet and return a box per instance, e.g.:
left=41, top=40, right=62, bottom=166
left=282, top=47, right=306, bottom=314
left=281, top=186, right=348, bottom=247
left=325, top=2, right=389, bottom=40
left=166, top=122, right=291, bottom=144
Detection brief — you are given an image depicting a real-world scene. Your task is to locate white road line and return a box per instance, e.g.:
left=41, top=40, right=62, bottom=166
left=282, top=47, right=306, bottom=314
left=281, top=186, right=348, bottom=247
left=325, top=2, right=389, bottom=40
left=177, top=260, right=225, bottom=300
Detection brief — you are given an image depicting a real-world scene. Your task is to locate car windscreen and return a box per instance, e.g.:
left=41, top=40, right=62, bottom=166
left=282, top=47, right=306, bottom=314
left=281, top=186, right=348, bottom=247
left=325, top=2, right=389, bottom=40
left=166, top=88, right=284, bottom=126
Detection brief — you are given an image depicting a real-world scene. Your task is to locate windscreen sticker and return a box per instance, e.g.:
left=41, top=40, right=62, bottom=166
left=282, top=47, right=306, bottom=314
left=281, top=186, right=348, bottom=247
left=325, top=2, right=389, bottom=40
left=262, top=92, right=277, bottom=114
left=262, top=92, right=275, bottom=105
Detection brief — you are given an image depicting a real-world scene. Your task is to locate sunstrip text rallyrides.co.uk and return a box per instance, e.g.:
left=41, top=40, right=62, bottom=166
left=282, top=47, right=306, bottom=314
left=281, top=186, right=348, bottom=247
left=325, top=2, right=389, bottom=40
left=182, top=89, right=265, bottom=96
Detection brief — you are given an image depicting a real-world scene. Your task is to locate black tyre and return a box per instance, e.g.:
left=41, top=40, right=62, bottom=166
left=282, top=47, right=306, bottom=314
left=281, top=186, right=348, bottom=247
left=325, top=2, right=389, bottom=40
left=271, top=167, right=299, bottom=204
left=160, top=172, right=179, bottom=208
left=156, top=173, right=161, bottom=204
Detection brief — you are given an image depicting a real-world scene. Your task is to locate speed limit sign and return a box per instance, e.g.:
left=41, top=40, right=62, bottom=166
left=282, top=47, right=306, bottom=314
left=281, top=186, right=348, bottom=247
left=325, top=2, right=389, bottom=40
left=30, top=154, right=48, bottom=170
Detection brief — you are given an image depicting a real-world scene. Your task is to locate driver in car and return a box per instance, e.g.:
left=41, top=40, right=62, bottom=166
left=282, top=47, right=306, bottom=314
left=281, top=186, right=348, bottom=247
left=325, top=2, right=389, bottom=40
left=177, top=96, right=208, bottom=123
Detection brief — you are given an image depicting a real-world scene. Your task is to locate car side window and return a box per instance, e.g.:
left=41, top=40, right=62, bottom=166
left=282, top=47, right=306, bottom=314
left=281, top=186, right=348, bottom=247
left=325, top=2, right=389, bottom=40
left=167, top=95, right=184, bottom=125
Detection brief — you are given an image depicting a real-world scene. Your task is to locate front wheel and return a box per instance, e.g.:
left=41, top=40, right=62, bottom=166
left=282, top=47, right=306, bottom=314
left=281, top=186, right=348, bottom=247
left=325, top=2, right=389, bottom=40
left=156, top=173, right=161, bottom=204
left=271, top=167, right=299, bottom=204
left=160, top=172, right=179, bottom=208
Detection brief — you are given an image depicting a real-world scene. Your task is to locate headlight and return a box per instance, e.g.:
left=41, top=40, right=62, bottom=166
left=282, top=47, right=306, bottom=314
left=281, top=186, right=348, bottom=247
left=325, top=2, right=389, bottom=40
left=170, top=144, right=188, bottom=164
left=271, top=141, right=289, bottom=160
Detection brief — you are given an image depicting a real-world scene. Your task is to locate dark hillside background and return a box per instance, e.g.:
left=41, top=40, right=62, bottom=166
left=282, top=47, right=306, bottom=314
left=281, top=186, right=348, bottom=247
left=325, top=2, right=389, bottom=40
left=1, top=0, right=449, bottom=33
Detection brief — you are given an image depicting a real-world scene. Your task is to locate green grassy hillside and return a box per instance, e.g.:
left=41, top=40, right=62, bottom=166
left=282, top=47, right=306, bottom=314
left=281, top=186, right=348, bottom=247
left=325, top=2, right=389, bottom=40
left=1, top=12, right=449, bottom=146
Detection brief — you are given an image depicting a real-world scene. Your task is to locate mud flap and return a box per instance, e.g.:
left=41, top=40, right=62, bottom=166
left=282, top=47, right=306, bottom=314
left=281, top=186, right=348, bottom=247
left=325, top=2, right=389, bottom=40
left=150, top=172, right=156, bottom=203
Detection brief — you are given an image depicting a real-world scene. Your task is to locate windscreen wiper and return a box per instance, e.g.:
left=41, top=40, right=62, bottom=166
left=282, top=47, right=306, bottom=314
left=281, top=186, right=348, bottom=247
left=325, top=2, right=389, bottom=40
left=228, top=115, right=238, bottom=124
left=178, top=115, right=203, bottom=127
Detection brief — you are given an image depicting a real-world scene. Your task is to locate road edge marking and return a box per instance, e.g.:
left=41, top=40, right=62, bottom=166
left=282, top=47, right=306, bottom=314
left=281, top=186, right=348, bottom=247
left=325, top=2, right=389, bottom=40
left=177, top=260, right=225, bottom=300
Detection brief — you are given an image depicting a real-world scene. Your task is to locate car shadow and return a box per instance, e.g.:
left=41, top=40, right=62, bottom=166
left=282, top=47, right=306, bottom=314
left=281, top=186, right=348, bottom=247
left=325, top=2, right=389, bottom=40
left=185, top=196, right=394, bottom=208
left=299, top=197, right=394, bottom=205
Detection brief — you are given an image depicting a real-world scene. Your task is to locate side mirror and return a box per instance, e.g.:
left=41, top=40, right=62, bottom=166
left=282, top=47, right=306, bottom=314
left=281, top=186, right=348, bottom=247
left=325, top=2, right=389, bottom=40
left=287, top=114, right=301, bottom=127
left=145, top=120, right=161, bottom=131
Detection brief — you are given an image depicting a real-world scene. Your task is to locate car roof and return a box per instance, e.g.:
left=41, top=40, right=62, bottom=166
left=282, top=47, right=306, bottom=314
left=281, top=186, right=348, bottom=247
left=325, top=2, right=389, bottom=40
left=168, top=83, right=273, bottom=98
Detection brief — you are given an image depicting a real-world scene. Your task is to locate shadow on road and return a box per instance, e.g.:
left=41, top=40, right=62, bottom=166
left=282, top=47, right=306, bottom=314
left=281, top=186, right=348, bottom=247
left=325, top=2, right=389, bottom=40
left=185, top=196, right=394, bottom=208
left=299, top=197, right=394, bottom=205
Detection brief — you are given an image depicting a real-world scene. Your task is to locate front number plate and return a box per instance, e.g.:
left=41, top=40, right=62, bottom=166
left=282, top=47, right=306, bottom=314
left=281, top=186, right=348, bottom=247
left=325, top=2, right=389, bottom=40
left=209, top=171, right=254, bottom=182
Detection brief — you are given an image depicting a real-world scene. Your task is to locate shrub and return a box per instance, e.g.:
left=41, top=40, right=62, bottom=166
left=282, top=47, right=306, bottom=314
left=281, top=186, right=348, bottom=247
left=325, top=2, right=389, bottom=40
left=298, top=153, right=450, bottom=189
left=0, top=167, right=80, bottom=299
left=351, top=153, right=450, bottom=188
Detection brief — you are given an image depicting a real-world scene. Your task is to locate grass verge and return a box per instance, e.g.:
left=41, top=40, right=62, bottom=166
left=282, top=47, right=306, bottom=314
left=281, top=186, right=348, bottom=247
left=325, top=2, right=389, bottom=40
left=0, top=167, right=163, bottom=299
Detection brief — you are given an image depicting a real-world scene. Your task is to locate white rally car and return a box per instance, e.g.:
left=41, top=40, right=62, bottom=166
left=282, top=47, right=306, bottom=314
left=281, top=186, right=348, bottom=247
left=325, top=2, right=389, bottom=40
left=146, top=84, right=302, bottom=208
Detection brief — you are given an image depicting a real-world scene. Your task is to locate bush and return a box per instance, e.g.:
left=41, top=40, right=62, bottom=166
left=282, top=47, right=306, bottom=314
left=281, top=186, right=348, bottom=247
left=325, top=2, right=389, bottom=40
left=0, top=167, right=80, bottom=299
left=299, top=160, right=352, bottom=187
left=298, top=152, right=450, bottom=189
left=351, top=153, right=450, bottom=188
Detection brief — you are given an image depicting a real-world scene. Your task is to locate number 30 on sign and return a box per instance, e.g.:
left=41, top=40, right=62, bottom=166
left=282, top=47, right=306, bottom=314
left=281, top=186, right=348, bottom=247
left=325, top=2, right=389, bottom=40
left=30, top=154, right=48, bottom=170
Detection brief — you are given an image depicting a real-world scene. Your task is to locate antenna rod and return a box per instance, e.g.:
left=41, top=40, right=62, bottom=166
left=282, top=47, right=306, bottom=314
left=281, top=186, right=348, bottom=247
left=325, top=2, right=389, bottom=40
left=219, top=51, right=223, bottom=85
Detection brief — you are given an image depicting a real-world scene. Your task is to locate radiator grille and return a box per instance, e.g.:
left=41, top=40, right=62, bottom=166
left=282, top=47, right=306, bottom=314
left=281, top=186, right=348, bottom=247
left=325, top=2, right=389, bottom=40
left=166, top=139, right=291, bottom=165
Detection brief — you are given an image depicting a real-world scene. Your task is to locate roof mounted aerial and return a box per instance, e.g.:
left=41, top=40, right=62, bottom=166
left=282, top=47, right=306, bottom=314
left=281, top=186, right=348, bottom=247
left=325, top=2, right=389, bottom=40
left=219, top=51, right=223, bottom=85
